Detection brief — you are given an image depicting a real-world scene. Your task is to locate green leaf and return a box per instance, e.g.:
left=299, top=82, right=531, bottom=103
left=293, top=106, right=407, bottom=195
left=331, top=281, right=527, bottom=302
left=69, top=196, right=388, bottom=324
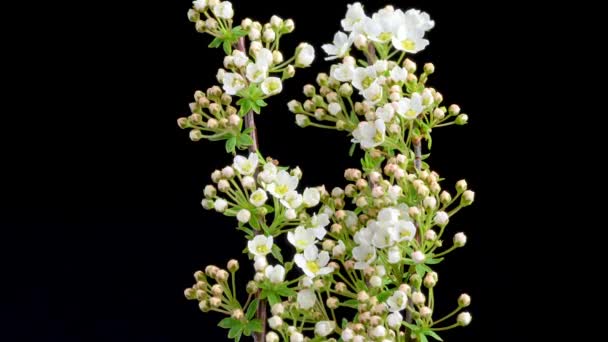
left=267, top=292, right=280, bottom=306
left=237, top=134, right=254, bottom=147
left=415, top=264, right=427, bottom=278
left=225, top=136, right=237, bottom=153
left=419, top=334, right=429, bottom=342
left=275, top=286, right=296, bottom=297
left=255, top=99, right=267, bottom=107
left=228, top=325, right=243, bottom=339
left=246, top=298, right=259, bottom=320
left=425, top=330, right=443, bottom=341
left=271, top=244, right=283, bottom=263
left=284, top=261, right=293, bottom=272
left=342, top=299, right=358, bottom=308
left=247, top=319, right=263, bottom=333
left=425, top=257, right=444, bottom=265
left=376, top=290, right=392, bottom=302
left=209, top=37, right=223, bottom=48
left=249, top=217, right=260, bottom=230
left=342, top=318, right=348, bottom=329
left=218, top=317, right=241, bottom=329
left=357, top=59, right=369, bottom=66
left=223, top=39, right=232, bottom=55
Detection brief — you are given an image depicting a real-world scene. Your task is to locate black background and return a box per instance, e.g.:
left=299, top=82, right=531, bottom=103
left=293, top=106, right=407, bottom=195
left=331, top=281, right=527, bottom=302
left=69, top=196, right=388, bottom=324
left=1, top=0, right=538, bottom=340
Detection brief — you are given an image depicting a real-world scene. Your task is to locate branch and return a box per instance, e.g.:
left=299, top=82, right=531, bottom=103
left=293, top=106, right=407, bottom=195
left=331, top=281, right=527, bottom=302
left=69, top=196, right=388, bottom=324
left=235, top=36, right=266, bottom=342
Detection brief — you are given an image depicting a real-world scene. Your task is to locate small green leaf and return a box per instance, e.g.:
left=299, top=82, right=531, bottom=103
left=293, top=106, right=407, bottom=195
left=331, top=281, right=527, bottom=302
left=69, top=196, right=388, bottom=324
left=284, top=261, right=293, bottom=272
left=228, top=325, right=243, bottom=339
left=275, top=286, right=296, bottom=297
left=255, top=99, right=267, bottom=107
left=425, top=257, right=444, bottom=265
left=425, top=330, right=443, bottom=341
left=342, top=318, right=348, bottom=329
left=246, top=298, right=259, bottom=320
left=419, top=334, right=429, bottom=342
left=271, top=244, right=283, bottom=263
left=357, top=59, right=369, bottom=66
left=225, top=136, right=237, bottom=153
left=218, top=317, right=240, bottom=329
left=209, top=37, right=223, bottom=48
left=223, top=40, right=232, bottom=55
left=247, top=319, right=263, bottom=333
left=376, top=290, right=392, bottom=302
left=342, top=299, right=358, bottom=308
left=237, top=134, right=254, bottom=147
left=267, top=293, right=280, bottom=306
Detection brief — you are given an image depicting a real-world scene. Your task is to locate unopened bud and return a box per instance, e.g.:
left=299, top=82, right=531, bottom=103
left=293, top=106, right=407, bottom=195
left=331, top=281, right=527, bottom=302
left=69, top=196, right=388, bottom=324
left=461, top=190, right=475, bottom=205
left=455, top=113, right=468, bottom=125
left=454, top=232, right=467, bottom=247
left=227, top=259, right=239, bottom=272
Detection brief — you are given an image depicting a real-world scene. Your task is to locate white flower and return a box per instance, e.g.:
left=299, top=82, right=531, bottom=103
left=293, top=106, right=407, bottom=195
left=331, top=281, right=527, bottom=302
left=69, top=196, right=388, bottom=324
left=308, top=213, right=329, bottom=239
left=261, top=77, right=283, bottom=96
left=213, top=1, right=234, bottom=19
left=387, top=246, right=401, bottom=264
left=395, top=220, right=416, bottom=242
left=248, top=235, right=273, bottom=257
left=328, top=102, right=342, bottom=116
left=332, top=240, right=346, bottom=258
left=405, top=9, right=435, bottom=31
left=297, top=288, right=316, bottom=309
left=287, top=226, right=317, bottom=251
left=371, top=225, right=397, bottom=249
left=373, top=59, right=389, bottom=73
left=386, top=290, right=408, bottom=312
left=233, top=152, right=259, bottom=176
left=395, top=93, right=424, bottom=120
left=249, top=189, right=268, bottom=207
left=237, top=209, right=251, bottom=223
left=352, top=119, right=386, bottom=149
left=302, top=187, right=321, bottom=207
left=412, top=250, right=425, bottom=263
left=390, top=66, right=407, bottom=82
left=370, top=7, right=403, bottom=42
left=330, top=63, right=355, bottom=82
left=296, top=43, right=315, bottom=67
left=267, top=170, right=299, bottom=198
left=214, top=198, right=228, bottom=212
left=361, top=17, right=382, bottom=40
left=362, top=82, right=383, bottom=103
left=352, top=242, right=376, bottom=269
left=259, top=162, right=278, bottom=183
left=434, top=211, right=449, bottom=226
left=294, top=245, right=333, bottom=278
left=192, top=0, right=207, bottom=11
left=232, top=50, right=249, bottom=68
left=322, top=31, right=352, bottom=60
left=246, top=62, right=268, bottom=83
left=280, top=190, right=303, bottom=209
left=342, top=328, right=355, bottom=341
left=315, top=321, right=336, bottom=337
left=391, top=25, right=429, bottom=53
left=341, top=2, right=366, bottom=31
left=457, top=312, right=472, bottom=326
left=268, top=316, right=283, bottom=329
left=222, top=72, right=246, bottom=95
left=352, top=66, right=377, bottom=90
left=376, top=103, right=395, bottom=122
left=265, top=265, right=286, bottom=283
left=387, top=312, right=403, bottom=328
left=255, top=48, right=274, bottom=68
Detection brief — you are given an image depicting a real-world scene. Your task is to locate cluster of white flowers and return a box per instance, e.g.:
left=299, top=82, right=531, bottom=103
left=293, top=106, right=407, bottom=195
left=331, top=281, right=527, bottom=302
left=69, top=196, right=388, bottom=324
left=184, top=2, right=475, bottom=342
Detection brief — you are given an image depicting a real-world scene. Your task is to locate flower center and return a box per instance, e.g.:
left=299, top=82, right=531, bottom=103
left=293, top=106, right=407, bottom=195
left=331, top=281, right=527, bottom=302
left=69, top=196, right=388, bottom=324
left=307, top=261, right=320, bottom=274
left=362, top=76, right=374, bottom=89
left=275, top=184, right=289, bottom=196
left=256, top=245, right=269, bottom=254
left=402, top=39, right=415, bottom=51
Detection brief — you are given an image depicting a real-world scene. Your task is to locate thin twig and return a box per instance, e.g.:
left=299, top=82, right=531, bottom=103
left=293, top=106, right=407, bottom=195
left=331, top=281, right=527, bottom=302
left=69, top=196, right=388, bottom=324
left=236, top=36, right=266, bottom=342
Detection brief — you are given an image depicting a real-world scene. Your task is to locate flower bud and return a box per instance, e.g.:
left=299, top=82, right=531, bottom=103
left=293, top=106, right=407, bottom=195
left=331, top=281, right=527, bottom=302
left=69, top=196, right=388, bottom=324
left=214, top=198, right=228, bottom=212
left=209, top=297, right=222, bottom=307
left=455, top=113, right=468, bottom=125
left=411, top=251, right=425, bottom=264
left=439, top=191, right=452, bottom=204
left=434, top=211, right=449, bottom=226
left=198, top=300, right=210, bottom=312
left=205, top=18, right=218, bottom=31
left=423, top=196, right=437, bottom=209
left=448, top=104, right=461, bottom=115
left=316, top=73, right=329, bottom=87
left=326, top=297, right=339, bottom=309
left=184, top=288, right=196, bottom=300
left=433, top=108, right=445, bottom=120
left=357, top=291, right=369, bottom=302
left=369, top=276, right=382, bottom=288
left=216, top=270, right=229, bottom=282
left=248, top=28, right=261, bottom=41
left=420, top=306, right=432, bottom=318
left=207, top=118, right=218, bottom=129
left=263, top=28, right=276, bottom=43
left=284, top=19, right=295, bottom=32
left=270, top=15, right=283, bottom=29
left=237, top=208, right=251, bottom=223
left=457, top=312, right=472, bottom=326
left=187, top=9, right=200, bottom=22
left=424, top=229, right=437, bottom=241
left=195, top=20, right=206, bottom=33
left=268, top=315, right=283, bottom=329
left=241, top=18, right=253, bottom=29
left=246, top=280, right=258, bottom=294
left=461, top=190, right=475, bottom=205
left=295, top=114, right=309, bottom=127
left=266, top=332, right=279, bottom=342
left=423, top=63, right=435, bottom=74
left=288, top=100, right=303, bottom=113
left=412, top=291, right=426, bottom=305
left=271, top=303, right=284, bottom=316
left=404, top=59, right=416, bottom=73
left=354, top=34, right=367, bottom=49
left=189, top=129, right=203, bottom=141
left=335, top=282, right=347, bottom=293
left=454, top=232, right=467, bottom=247
left=424, top=272, right=438, bottom=288
left=217, top=179, right=230, bottom=192
left=339, top=83, right=353, bottom=97
left=458, top=293, right=471, bottom=307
